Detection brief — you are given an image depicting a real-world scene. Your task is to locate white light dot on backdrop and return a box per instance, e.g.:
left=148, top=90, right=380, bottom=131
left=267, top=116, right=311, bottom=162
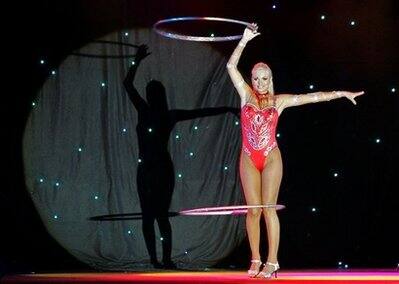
left=32, top=102, right=36, bottom=107
left=51, top=70, right=56, bottom=75
left=344, top=264, right=349, bottom=269
left=375, top=138, right=381, bottom=143
left=184, top=251, right=188, bottom=254
left=178, top=173, right=182, bottom=178
left=55, top=182, right=60, bottom=187
left=276, top=133, right=281, bottom=138
left=224, top=166, right=228, bottom=170
left=124, top=32, right=129, bottom=36
left=175, top=134, right=180, bottom=139
left=210, top=33, right=215, bottom=37
left=333, top=173, right=338, bottom=177
left=128, top=230, right=132, bottom=234
left=391, top=88, right=396, bottom=93
left=40, top=60, right=45, bottom=64
left=272, top=4, right=277, bottom=9
left=235, top=121, right=239, bottom=126
left=194, top=126, right=198, bottom=130
left=122, top=128, right=127, bottom=133
left=350, top=20, right=356, bottom=26
left=309, top=84, right=314, bottom=90
left=54, top=215, right=58, bottom=219
left=78, top=147, right=82, bottom=152
left=148, top=128, right=152, bottom=133
left=138, top=159, right=142, bottom=163
left=131, top=61, right=135, bottom=65
left=101, top=82, right=106, bottom=87
left=189, top=152, right=194, bottom=157
left=39, top=178, right=44, bottom=183
left=94, top=195, right=99, bottom=200
left=338, top=261, right=343, bottom=265
left=320, top=15, right=326, bottom=20
left=160, top=237, right=164, bottom=241
left=311, top=207, right=317, bottom=212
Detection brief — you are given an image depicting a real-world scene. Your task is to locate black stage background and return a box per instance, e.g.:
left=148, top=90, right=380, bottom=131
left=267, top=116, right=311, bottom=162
left=3, top=0, right=399, bottom=274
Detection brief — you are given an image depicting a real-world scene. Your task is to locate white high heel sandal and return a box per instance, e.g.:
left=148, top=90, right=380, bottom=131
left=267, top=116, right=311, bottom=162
left=258, top=261, right=280, bottom=278
left=247, top=259, right=262, bottom=277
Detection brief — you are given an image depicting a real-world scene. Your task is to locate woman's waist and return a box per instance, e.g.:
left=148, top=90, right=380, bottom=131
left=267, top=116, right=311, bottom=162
left=241, top=126, right=277, bottom=138
left=241, top=136, right=278, bottom=149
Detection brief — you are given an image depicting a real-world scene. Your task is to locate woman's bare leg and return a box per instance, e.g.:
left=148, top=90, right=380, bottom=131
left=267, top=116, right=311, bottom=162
left=261, top=148, right=283, bottom=268
left=240, top=152, right=263, bottom=269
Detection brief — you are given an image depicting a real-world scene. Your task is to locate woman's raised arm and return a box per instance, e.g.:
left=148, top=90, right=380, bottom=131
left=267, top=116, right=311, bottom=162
left=226, top=24, right=260, bottom=103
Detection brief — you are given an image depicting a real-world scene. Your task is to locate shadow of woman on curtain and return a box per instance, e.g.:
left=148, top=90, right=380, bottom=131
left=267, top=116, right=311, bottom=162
left=124, top=45, right=238, bottom=269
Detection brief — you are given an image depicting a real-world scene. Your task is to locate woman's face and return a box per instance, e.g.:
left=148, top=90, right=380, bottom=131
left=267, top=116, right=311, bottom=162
left=251, top=67, right=271, bottom=95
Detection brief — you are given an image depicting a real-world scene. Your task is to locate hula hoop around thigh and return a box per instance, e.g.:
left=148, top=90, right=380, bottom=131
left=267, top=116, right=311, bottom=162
left=153, top=17, right=251, bottom=42
left=180, top=204, right=285, bottom=216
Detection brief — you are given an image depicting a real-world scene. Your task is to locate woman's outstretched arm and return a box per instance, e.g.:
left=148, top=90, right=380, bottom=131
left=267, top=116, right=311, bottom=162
left=226, top=24, right=260, bottom=103
left=277, top=91, right=364, bottom=110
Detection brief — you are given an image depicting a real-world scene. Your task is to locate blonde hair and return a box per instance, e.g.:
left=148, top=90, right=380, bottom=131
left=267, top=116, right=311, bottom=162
left=251, top=62, right=275, bottom=95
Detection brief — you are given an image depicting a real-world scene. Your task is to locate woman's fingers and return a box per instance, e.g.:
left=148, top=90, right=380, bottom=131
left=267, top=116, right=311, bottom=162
left=351, top=91, right=364, bottom=100
left=248, top=23, right=259, bottom=32
left=342, top=91, right=364, bottom=105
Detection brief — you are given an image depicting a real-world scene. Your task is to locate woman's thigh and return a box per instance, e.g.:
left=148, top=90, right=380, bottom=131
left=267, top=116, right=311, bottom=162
left=261, top=148, right=283, bottom=204
left=240, top=151, right=262, bottom=205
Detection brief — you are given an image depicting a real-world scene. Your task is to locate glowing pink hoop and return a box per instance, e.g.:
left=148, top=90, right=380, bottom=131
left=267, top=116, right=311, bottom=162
left=180, top=204, right=285, bottom=216
left=153, top=17, right=251, bottom=42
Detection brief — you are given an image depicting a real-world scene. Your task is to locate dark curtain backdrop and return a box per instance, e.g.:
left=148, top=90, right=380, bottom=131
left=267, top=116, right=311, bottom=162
left=23, top=28, right=246, bottom=270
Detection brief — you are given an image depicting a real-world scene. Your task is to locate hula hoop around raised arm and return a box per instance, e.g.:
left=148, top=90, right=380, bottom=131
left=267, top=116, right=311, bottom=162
left=153, top=17, right=251, bottom=42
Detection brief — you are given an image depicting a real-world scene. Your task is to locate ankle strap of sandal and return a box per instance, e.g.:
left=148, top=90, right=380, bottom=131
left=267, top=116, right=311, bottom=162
left=251, top=259, right=262, bottom=263
left=265, top=262, right=279, bottom=269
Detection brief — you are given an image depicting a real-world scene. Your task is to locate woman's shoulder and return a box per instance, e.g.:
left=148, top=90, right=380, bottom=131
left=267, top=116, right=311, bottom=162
left=273, top=94, right=291, bottom=110
left=274, top=94, right=293, bottom=103
left=274, top=94, right=291, bottom=99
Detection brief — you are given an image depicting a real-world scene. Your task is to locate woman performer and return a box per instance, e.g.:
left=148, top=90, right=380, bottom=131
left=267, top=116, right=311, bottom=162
left=226, top=23, right=364, bottom=278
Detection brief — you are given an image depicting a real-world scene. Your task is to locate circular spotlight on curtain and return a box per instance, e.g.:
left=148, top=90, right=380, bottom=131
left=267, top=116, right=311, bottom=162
left=23, top=28, right=244, bottom=270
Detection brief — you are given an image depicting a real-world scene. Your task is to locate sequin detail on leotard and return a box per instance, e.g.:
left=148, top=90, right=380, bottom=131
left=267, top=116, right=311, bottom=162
left=241, top=103, right=279, bottom=171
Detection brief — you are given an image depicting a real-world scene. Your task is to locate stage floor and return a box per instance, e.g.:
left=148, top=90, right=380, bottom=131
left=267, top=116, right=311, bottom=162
left=2, top=270, right=398, bottom=283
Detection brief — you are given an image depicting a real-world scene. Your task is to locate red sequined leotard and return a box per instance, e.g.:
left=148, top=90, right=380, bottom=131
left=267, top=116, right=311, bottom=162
left=241, top=96, right=279, bottom=171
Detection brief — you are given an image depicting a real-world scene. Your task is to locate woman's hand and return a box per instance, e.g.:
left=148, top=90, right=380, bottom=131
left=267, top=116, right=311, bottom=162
left=242, top=23, right=260, bottom=42
left=338, top=91, right=365, bottom=105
